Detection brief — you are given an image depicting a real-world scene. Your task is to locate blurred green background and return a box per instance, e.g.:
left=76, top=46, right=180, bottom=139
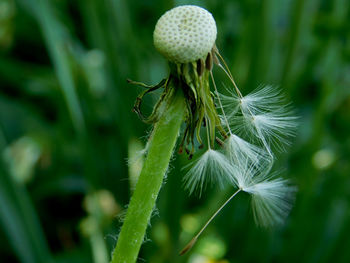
left=0, top=0, right=350, bottom=262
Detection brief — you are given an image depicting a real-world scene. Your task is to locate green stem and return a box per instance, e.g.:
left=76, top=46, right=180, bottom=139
left=91, top=230, right=109, bottom=263
left=111, top=85, right=185, bottom=263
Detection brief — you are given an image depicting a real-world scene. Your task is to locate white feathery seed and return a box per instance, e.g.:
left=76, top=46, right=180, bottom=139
left=220, top=85, right=284, bottom=115
left=239, top=85, right=285, bottom=114
left=220, top=85, right=298, bottom=155
left=244, top=176, right=296, bottom=227
left=229, top=160, right=296, bottom=227
left=183, top=149, right=233, bottom=196
left=153, top=5, right=217, bottom=63
left=244, top=110, right=298, bottom=153
left=224, top=134, right=267, bottom=166
left=219, top=92, right=241, bottom=119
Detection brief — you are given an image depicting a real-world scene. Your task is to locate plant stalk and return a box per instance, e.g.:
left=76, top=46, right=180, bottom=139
left=111, top=84, right=185, bottom=263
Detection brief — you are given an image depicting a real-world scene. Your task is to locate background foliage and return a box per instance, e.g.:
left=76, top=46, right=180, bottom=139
left=0, top=0, right=350, bottom=262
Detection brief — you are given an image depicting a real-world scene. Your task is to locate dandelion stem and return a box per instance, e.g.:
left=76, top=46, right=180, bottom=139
left=110, top=85, right=185, bottom=263
left=180, top=188, right=242, bottom=255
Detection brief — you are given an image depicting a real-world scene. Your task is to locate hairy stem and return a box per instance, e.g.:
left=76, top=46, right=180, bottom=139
left=111, top=84, right=185, bottom=263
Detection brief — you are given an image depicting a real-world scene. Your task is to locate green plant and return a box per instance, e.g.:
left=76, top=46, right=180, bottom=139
left=111, top=5, right=296, bottom=263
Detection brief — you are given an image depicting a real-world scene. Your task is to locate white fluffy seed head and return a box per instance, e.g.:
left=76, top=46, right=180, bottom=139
left=153, top=5, right=217, bottom=64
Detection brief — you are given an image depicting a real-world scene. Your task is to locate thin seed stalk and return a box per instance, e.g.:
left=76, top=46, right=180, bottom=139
left=111, top=84, right=185, bottom=263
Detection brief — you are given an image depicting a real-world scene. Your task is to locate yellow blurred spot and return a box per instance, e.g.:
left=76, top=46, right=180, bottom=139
left=83, top=190, right=120, bottom=220
left=0, top=0, right=15, bottom=48
left=152, top=221, right=170, bottom=245
left=189, top=254, right=229, bottom=263
left=312, top=149, right=335, bottom=170
left=197, top=235, right=226, bottom=259
left=97, top=190, right=120, bottom=217
left=80, top=217, right=98, bottom=237
left=180, top=214, right=201, bottom=233
left=3, top=136, right=41, bottom=183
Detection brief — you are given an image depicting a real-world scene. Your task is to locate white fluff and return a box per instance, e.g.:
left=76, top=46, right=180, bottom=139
left=219, top=92, right=241, bottom=118
left=224, top=134, right=268, bottom=166
left=245, top=176, right=296, bottom=227
left=220, top=85, right=298, bottom=155
left=181, top=61, right=297, bottom=230
left=230, top=160, right=296, bottom=227
left=244, top=110, right=298, bottom=154
left=239, top=85, right=285, bottom=114
left=183, top=149, right=234, bottom=196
